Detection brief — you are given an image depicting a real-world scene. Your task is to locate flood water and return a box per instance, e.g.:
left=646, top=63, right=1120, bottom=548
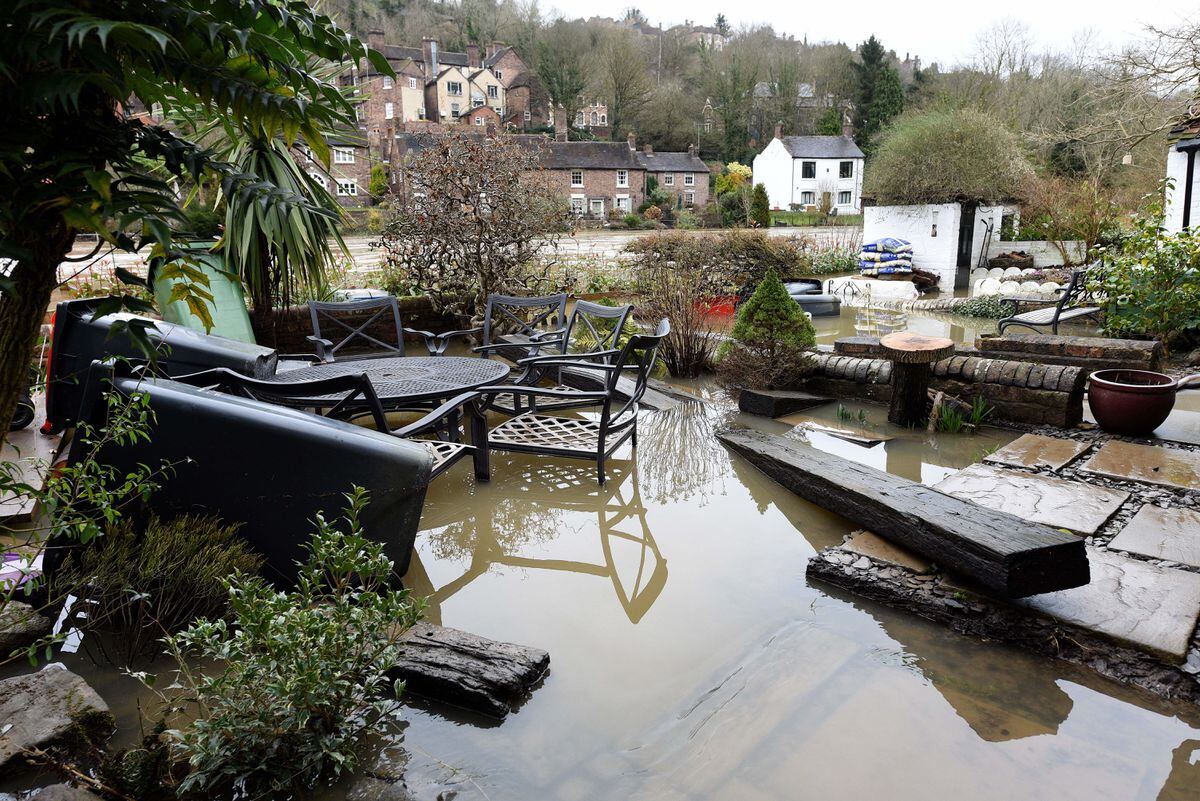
left=7, top=314, right=1200, bottom=800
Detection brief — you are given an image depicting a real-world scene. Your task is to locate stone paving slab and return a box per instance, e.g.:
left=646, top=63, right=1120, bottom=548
left=1081, top=440, right=1200, bottom=492
left=1108, top=505, right=1200, bottom=568
left=843, top=530, right=933, bottom=574
left=934, top=463, right=1128, bottom=535
left=1017, top=547, right=1200, bottom=663
left=984, top=433, right=1091, bottom=471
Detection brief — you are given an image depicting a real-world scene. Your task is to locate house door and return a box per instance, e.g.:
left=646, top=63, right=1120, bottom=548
left=590, top=199, right=605, bottom=218
left=955, top=203, right=977, bottom=289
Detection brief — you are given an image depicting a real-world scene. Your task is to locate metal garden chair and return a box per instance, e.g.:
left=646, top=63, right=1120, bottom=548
left=175, top=367, right=490, bottom=480
left=308, top=296, right=480, bottom=362
left=997, top=266, right=1103, bottom=335
left=479, top=318, right=669, bottom=484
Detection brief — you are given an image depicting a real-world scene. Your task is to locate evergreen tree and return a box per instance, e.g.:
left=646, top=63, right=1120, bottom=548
left=852, top=36, right=904, bottom=154
left=730, top=268, right=815, bottom=354
left=750, top=183, right=771, bottom=227
left=815, top=107, right=843, bottom=136
left=715, top=14, right=730, bottom=36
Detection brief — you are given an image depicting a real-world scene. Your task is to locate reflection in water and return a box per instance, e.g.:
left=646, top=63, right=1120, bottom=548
left=854, top=306, right=909, bottom=337
left=1159, top=739, right=1200, bottom=800
left=633, top=400, right=728, bottom=506
left=407, top=457, right=666, bottom=625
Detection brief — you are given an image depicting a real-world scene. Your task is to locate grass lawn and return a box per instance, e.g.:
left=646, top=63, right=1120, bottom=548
left=770, top=211, right=863, bottom=227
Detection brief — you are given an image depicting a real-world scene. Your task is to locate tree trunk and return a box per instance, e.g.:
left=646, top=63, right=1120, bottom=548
left=888, top=362, right=932, bottom=427
left=0, top=228, right=74, bottom=433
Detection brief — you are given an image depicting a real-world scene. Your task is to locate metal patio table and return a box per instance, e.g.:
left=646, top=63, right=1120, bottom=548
left=265, top=356, right=510, bottom=415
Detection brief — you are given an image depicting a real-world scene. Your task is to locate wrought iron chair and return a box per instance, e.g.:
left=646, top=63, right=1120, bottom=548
left=997, top=266, right=1103, bottom=335
left=484, top=298, right=634, bottom=414
left=472, top=293, right=570, bottom=363
left=175, top=367, right=490, bottom=480
left=308, top=296, right=480, bottom=362
left=480, top=318, right=669, bottom=484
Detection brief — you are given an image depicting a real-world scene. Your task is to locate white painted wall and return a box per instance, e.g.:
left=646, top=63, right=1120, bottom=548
left=1165, top=147, right=1198, bottom=233
left=751, top=140, right=864, bottom=213
left=752, top=139, right=794, bottom=211
left=863, top=203, right=961, bottom=290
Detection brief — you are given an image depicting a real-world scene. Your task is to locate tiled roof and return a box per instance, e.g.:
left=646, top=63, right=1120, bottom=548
left=779, top=135, right=864, bottom=159
left=635, top=151, right=709, bottom=173
left=514, top=136, right=642, bottom=170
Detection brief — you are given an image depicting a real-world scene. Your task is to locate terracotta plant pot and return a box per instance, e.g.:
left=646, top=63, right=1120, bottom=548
left=1087, top=369, right=1200, bottom=436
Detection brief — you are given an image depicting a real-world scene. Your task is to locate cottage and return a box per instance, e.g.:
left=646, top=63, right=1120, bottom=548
left=293, top=133, right=373, bottom=208
left=752, top=128, right=864, bottom=214
left=634, top=139, right=709, bottom=209
left=516, top=135, right=646, bottom=219
left=1165, top=113, right=1200, bottom=233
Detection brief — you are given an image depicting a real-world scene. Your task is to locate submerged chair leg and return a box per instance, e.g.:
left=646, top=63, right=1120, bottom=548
left=469, top=405, right=490, bottom=481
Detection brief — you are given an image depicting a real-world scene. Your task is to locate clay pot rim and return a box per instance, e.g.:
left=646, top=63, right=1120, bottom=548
left=1088, top=369, right=1176, bottom=395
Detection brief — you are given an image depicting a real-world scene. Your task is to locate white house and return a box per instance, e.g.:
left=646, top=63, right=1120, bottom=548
left=1165, top=114, right=1200, bottom=233
left=752, top=128, right=865, bottom=214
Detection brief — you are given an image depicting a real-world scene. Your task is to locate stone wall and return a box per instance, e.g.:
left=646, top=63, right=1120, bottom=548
left=802, top=343, right=1087, bottom=427
left=973, top=334, right=1161, bottom=372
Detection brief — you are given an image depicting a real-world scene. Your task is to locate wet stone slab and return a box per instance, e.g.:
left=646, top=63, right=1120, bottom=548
left=984, top=433, right=1091, bottom=471
left=934, top=463, right=1128, bottom=535
left=1016, top=547, right=1200, bottom=664
left=1108, top=505, right=1200, bottom=568
left=1081, top=440, right=1200, bottom=492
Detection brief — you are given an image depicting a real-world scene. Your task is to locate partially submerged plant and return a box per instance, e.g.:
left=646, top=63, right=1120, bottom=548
left=718, top=269, right=816, bottom=390
left=155, top=488, right=424, bottom=798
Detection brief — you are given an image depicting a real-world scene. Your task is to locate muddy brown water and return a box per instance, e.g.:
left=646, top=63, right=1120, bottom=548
left=7, top=312, right=1200, bottom=800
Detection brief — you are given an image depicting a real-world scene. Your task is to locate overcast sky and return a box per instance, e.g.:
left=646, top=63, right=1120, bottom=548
left=539, top=0, right=1194, bottom=67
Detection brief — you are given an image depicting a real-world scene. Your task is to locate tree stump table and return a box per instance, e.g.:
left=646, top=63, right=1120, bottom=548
left=879, top=332, right=955, bottom=426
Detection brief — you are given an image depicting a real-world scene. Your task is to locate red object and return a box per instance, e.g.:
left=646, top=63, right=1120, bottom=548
left=704, top=296, right=738, bottom=317
left=1087, top=369, right=1200, bottom=436
left=39, top=309, right=57, bottom=435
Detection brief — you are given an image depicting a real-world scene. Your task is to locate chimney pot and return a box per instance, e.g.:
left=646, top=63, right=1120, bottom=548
left=643, top=143, right=653, bottom=155
left=421, top=38, right=438, bottom=79
left=774, top=122, right=783, bottom=140
left=554, top=103, right=568, bottom=141
left=627, top=131, right=636, bottom=150
left=466, top=44, right=480, bottom=69
left=841, top=114, right=854, bottom=138
left=688, top=143, right=696, bottom=157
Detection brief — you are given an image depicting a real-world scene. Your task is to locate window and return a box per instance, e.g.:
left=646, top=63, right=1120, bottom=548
left=570, top=195, right=586, bottom=215
left=575, top=112, right=584, bottom=125
left=488, top=85, right=498, bottom=99
left=801, top=161, right=816, bottom=179
left=475, top=115, right=485, bottom=126
left=418, top=106, right=426, bottom=120
left=800, top=191, right=815, bottom=205
left=617, top=169, right=629, bottom=188
left=447, top=81, right=463, bottom=96
left=451, top=102, right=461, bottom=119
left=336, top=180, right=358, bottom=197
left=333, top=147, right=355, bottom=164
left=840, top=160, right=853, bottom=179
left=684, top=191, right=695, bottom=206
left=704, top=120, right=712, bottom=133
left=408, top=77, right=418, bottom=90
left=663, top=174, right=674, bottom=186
left=384, top=102, right=394, bottom=120
left=600, top=113, right=607, bottom=124
left=838, top=191, right=852, bottom=205
left=494, top=70, right=503, bottom=81
left=684, top=173, right=695, bottom=186
left=524, top=110, right=531, bottom=121
left=571, top=169, right=584, bottom=187
left=382, top=76, right=394, bottom=90
left=615, top=195, right=630, bottom=212
left=591, top=111, right=599, bottom=125
left=473, top=97, right=484, bottom=108
left=308, top=171, right=328, bottom=190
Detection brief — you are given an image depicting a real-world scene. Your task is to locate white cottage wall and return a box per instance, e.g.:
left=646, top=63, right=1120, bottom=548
left=863, top=203, right=961, bottom=290
left=1165, top=148, right=1198, bottom=233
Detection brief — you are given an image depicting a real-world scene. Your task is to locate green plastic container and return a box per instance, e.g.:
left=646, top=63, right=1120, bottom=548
left=153, top=242, right=256, bottom=344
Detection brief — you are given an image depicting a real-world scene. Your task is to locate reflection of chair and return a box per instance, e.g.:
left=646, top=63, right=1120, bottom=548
left=407, top=458, right=666, bottom=624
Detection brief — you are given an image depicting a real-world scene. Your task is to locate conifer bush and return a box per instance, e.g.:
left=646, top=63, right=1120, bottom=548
left=719, top=269, right=817, bottom=389
left=750, top=183, right=771, bottom=228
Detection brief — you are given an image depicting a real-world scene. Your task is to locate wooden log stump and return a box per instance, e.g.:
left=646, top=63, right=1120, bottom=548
left=880, top=332, right=955, bottom=426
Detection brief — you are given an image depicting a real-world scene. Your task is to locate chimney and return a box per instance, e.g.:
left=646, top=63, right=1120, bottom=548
left=367, top=30, right=386, bottom=52
left=553, top=103, right=568, bottom=142
left=488, top=41, right=505, bottom=58
left=687, top=143, right=696, bottom=157
left=421, top=37, right=438, bottom=79
left=466, top=44, right=480, bottom=69
left=627, top=131, right=636, bottom=151
left=774, top=122, right=783, bottom=140
left=841, top=113, right=854, bottom=138
left=643, top=143, right=653, bottom=155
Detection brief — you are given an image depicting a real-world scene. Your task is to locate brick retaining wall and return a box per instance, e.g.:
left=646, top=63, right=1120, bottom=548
left=973, top=334, right=1161, bottom=371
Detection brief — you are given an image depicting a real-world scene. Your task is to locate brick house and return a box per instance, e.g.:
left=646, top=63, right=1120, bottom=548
left=574, top=101, right=611, bottom=139
left=515, top=134, right=645, bottom=219
left=293, top=132, right=374, bottom=209
left=484, top=44, right=549, bottom=128
left=634, top=141, right=710, bottom=209
left=460, top=105, right=501, bottom=129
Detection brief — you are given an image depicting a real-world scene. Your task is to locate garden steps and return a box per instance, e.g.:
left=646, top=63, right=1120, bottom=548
left=717, top=428, right=1090, bottom=598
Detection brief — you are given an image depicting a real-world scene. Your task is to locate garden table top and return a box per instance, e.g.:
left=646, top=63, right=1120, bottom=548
left=266, top=356, right=510, bottom=408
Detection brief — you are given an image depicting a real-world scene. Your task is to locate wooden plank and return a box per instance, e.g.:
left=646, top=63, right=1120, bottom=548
left=389, top=622, right=549, bottom=718
left=737, top=388, right=832, bottom=417
left=717, top=428, right=1090, bottom=598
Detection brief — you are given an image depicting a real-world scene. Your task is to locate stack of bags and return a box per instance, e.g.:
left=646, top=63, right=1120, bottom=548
left=859, top=238, right=913, bottom=278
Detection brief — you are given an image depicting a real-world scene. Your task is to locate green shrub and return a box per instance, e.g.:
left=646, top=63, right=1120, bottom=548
left=675, top=209, right=700, bottom=230
left=623, top=212, right=642, bottom=229
left=955, top=295, right=1009, bottom=318
left=369, top=163, right=389, bottom=198
left=809, top=245, right=860, bottom=275
left=750, top=183, right=771, bottom=228
left=160, top=488, right=424, bottom=798
left=180, top=205, right=223, bottom=239
left=718, top=268, right=816, bottom=389
left=49, top=514, right=263, bottom=666
left=1093, top=193, right=1200, bottom=347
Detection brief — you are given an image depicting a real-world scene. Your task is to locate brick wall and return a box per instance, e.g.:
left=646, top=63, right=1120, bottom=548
left=649, top=171, right=710, bottom=208
left=293, top=146, right=374, bottom=208
left=548, top=168, right=646, bottom=215
left=973, top=334, right=1161, bottom=372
